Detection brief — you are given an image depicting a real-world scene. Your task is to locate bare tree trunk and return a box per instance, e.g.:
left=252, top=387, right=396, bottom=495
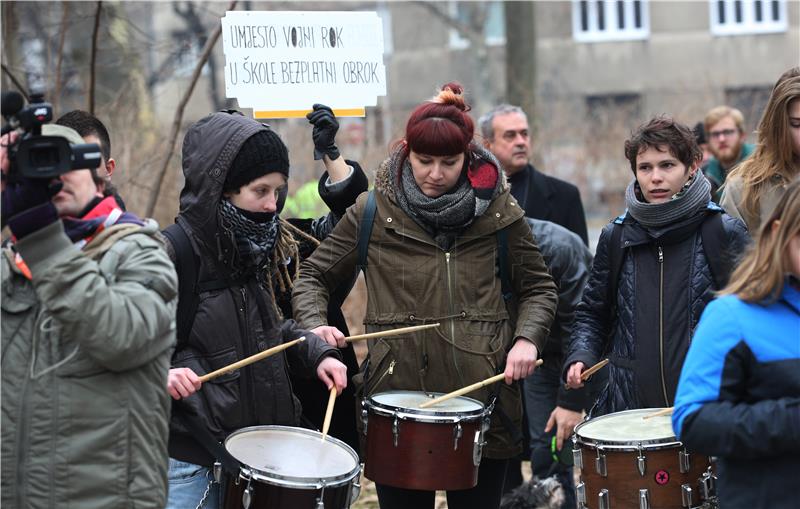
left=88, top=1, right=102, bottom=114
left=2, top=2, right=23, bottom=94
left=505, top=1, right=536, bottom=119
left=53, top=3, right=70, bottom=114
left=145, top=0, right=238, bottom=217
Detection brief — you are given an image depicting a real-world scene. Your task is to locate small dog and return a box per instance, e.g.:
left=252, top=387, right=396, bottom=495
left=499, top=476, right=565, bottom=509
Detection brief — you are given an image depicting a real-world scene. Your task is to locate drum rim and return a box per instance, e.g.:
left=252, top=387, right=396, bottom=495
left=573, top=408, right=682, bottom=450
left=366, top=390, right=486, bottom=422
left=225, top=425, right=361, bottom=488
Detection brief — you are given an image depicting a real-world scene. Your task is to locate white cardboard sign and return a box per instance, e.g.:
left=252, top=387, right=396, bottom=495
left=221, top=10, right=387, bottom=117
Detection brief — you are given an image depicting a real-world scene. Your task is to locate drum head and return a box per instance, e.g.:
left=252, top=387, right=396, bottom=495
left=225, top=426, right=359, bottom=486
left=370, top=390, right=483, bottom=414
left=575, top=408, right=676, bottom=446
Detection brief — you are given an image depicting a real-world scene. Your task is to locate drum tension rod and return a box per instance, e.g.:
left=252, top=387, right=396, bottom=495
left=598, top=488, right=610, bottom=509
left=679, top=447, right=691, bottom=473
left=681, top=483, right=694, bottom=508
left=595, top=446, right=607, bottom=477
left=637, top=443, right=646, bottom=477
left=639, top=488, right=650, bottom=509
left=453, top=422, right=463, bottom=451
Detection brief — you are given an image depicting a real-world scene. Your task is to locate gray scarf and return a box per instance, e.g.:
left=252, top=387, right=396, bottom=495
left=217, top=199, right=279, bottom=276
left=390, top=145, right=502, bottom=249
left=625, top=171, right=712, bottom=228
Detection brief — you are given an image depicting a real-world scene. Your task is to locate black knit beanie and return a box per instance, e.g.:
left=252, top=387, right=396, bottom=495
left=224, top=129, right=290, bottom=192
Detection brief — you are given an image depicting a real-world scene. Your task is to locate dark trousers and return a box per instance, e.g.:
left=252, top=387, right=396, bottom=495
left=375, top=458, right=509, bottom=509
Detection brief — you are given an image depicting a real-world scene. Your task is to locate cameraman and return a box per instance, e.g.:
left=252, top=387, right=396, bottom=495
left=1, top=124, right=178, bottom=508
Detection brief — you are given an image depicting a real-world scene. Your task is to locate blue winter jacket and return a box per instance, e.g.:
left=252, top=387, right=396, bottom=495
left=673, top=280, right=800, bottom=509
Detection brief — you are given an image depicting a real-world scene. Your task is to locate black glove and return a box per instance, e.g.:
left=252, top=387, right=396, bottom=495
left=307, top=104, right=341, bottom=161
left=1, top=178, right=62, bottom=238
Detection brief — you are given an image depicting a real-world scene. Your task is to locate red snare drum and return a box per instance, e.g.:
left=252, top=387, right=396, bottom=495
left=363, top=390, right=490, bottom=491
left=223, top=426, right=361, bottom=509
left=573, top=409, right=718, bottom=509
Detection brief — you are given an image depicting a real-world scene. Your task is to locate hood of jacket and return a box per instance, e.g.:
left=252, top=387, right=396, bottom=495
left=178, top=112, right=271, bottom=247
left=373, top=142, right=509, bottom=203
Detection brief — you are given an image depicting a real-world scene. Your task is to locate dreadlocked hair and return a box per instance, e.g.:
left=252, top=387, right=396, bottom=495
left=268, top=218, right=321, bottom=296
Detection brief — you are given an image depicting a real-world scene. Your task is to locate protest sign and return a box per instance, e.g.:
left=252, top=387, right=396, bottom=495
left=221, top=10, right=387, bottom=118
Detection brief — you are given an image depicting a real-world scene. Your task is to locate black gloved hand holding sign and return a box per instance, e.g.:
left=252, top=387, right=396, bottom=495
left=307, top=104, right=341, bottom=161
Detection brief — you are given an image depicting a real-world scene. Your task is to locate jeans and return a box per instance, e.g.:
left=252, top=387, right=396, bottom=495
left=376, top=458, right=509, bottom=509
left=166, top=458, right=224, bottom=509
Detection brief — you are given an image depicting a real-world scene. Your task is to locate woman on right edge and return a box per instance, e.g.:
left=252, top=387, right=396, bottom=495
left=292, top=83, right=557, bottom=509
left=721, top=66, right=800, bottom=234
left=673, top=178, right=800, bottom=509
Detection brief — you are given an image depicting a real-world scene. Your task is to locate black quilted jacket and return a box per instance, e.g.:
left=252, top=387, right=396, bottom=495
left=563, top=206, right=750, bottom=415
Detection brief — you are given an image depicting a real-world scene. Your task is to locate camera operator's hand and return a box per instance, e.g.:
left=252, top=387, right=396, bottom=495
left=307, top=104, right=341, bottom=161
left=1, top=179, right=62, bottom=237
left=1, top=131, right=19, bottom=188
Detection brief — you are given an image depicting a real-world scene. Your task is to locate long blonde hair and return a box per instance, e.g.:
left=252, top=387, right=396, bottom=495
left=727, top=67, right=800, bottom=222
left=721, top=178, right=800, bottom=302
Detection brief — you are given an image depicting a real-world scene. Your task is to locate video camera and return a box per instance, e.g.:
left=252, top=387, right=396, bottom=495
left=1, top=91, right=101, bottom=183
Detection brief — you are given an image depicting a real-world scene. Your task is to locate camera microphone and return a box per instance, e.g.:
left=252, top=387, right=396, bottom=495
left=2, top=91, right=24, bottom=118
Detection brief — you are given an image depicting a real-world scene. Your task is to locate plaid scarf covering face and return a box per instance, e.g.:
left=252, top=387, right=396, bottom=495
left=391, top=145, right=502, bottom=249
left=217, top=199, right=279, bottom=277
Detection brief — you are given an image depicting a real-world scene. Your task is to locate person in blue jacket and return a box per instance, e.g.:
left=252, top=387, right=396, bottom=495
left=673, top=177, right=800, bottom=509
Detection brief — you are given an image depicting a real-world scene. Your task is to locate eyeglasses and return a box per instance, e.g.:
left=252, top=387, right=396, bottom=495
left=709, top=128, right=738, bottom=139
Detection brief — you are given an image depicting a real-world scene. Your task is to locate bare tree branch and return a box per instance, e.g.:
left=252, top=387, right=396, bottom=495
left=88, top=1, right=102, bottom=114
left=145, top=0, right=238, bottom=217
left=1, top=64, right=30, bottom=101
left=53, top=3, right=70, bottom=113
left=413, top=1, right=485, bottom=48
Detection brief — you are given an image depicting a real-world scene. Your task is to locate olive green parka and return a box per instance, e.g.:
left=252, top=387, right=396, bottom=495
left=292, top=148, right=557, bottom=458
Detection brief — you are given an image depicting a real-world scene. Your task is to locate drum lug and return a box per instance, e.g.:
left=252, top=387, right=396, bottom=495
left=679, top=448, right=691, bottom=473
left=392, top=414, right=400, bottom=447
left=637, top=443, right=646, bottom=477
left=681, top=483, right=693, bottom=507
left=598, top=488, right=610, bottom=509
left=572, top=439, right=583, bottom=469
left=575, top=482, right=586, bottom=507
left=360, top=404, right=369, bottom=435
left=349, top=474, right=362, bottom=506
left=472, top=430, right=486, bottom=466
left=639, top=488, right=650, bottom=509
left=700, top=467, right=717, bottom=500
left=595, top=447, right=607, bottom=477
left=453, top=422, right=463, bottom=450
left=315, top=482, right=326, bottom=509
left=212, top=461, right=222, bottom=484
left=242, top=479, right=253, bottom=509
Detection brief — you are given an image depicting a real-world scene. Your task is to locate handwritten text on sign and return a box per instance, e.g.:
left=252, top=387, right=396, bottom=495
left=222, top=11, right=386, bottom=116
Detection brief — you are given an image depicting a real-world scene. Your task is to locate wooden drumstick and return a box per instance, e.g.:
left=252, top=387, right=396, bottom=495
left=344, top=323, right=441, bottom=343
left=643, top=407, right=673, bottom=420
left=321, top=386, right=337, bottom=441
left=419, top=359, right=544, bottom=409
left=198, top=337, right=305, bottom=383
left=581, top=358, right=609, bottom=381
left=564, top=358, right=609, bottom=391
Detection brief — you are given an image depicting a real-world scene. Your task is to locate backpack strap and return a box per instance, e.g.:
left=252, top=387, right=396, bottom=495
left=606, top=220, right=625, bottom=310
left=357, top=190, right=377, bottom=273
left=700, top=211, right=729, bottom=290
left=162, top=223, right=201, bottom=346
left=496, top=228, right=513, bottom=302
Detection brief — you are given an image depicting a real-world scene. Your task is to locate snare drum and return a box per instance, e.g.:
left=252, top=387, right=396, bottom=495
left=222, top=426, right=361, bottom=509
left=573, top=409, right=717, bottom=509
left=362, top=390, right=490, bottom=491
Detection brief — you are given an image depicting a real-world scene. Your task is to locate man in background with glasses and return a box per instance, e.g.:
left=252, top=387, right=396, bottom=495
left=702, top=106, right=755, bottom=202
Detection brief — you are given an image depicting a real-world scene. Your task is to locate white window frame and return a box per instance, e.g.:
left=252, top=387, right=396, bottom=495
left=572, top=0, right=650, bottom=43
left=710, top=0, right=787, bottom=36
left=448, top=1, right=506, bottom=50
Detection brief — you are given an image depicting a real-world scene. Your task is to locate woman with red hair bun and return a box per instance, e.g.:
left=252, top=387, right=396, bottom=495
left=293, top=83, right=557, bottom=509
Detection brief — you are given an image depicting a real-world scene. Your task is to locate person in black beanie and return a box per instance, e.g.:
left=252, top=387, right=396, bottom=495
left=163, top=105, right=368, bottom=509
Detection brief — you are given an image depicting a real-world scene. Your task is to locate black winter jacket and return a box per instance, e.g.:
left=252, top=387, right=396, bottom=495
left=168, top=112, right=365, bottom=467
left=564, top=205, right=750, bottom=415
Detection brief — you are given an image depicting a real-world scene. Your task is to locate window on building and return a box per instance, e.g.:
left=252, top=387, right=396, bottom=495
left=710, top=0, right=787, bottom=35
left=572, top=0, right=650, bottom=42
left=448, top=1, right=505, bottom=49
left=725, top=86, right=772, bottom=133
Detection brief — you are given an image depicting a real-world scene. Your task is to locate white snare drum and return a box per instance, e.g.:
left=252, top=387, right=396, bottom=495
left=572, top=409, right=717, bottom=509
left=223, top=426, right=361, bottom=509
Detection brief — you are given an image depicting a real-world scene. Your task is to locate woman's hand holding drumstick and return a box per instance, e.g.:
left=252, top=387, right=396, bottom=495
left=420, top=359, right=544, bottom=409
left=565, top=359, right=609, bottom=390
left=311, top=323, right=441, bottom=348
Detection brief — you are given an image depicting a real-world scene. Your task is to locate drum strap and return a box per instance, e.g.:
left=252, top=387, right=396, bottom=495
left=174, top=400, right=240, bottom=475
left=487, top=369, right=524, bottom=446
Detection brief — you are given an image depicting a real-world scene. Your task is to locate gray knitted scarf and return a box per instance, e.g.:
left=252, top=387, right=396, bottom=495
left=390, top=145, right=502, bottom=249
left=625, top=171, right=712, bottom=228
